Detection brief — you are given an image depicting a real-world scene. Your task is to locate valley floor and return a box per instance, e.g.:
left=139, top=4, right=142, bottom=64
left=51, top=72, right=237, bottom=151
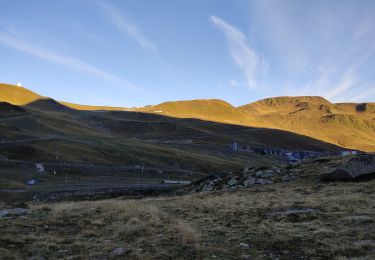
left=1, top=175, right=374, bottom=259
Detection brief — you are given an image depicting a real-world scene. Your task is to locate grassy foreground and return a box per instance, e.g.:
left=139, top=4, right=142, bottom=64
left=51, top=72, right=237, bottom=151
left=1, top=176, right=374, bottom=259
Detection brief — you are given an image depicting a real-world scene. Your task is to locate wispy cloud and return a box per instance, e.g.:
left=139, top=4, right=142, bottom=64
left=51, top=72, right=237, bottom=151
left=0, top=32, right=141, bottom=92
left=229, top=79, right=239, bottom=87
left=246, top=1, right=375, bottom=102
left=92, top=0, right=157, bottom=52
left=351, top=87, right=375, bottom=102
left=325, top=72, right=357, bottom=100
left=210, top=15, right=262, bottom=90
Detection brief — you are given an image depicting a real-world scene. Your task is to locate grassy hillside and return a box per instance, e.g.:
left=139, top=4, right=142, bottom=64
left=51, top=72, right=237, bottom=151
left=138, top=99, right=255, bottom=125
left=239, top=97, right=375, bottom=151
left=0, top=83, right=347, bottom=193
left=0, top=83, right=43, bottom=105
left=2, top=83, right=373, bottom=154
left=0, top=83, right=127, bottom=111
left=134, top=95, right=374, bottom=151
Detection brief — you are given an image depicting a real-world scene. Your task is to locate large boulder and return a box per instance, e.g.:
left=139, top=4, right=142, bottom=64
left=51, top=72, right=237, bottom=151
left=321, top=155, right=375, bottom=182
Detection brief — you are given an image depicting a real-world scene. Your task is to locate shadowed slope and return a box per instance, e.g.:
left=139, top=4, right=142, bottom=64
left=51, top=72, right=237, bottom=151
left=0, top=83, right=127, bottom=111
left=59, top=101, right=127, bottom=111
left=1, top=83, right=374, bottom=151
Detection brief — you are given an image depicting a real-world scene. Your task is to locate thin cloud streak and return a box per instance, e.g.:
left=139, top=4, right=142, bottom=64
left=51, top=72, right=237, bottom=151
left=324, top=71, right=357, bottom=100
left=248, top=1, right=375, bottom=102
left=0, top=32, right=141, bottom=92
left=351, top=87, right=375, bottom=102
left=210, top=15, right=261, bottom=90
left=92, top=0, right=157, bottom=52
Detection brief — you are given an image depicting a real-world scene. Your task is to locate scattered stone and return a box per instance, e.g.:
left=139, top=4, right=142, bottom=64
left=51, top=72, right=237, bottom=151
left=239, top=242, right=250, bottom=248
left=264, top=169, right=274, bottom=175
left=227, top=178, right=239, bottom=186
left=35, top=163, right=44, bottom=172
left=0, top=208, right=28, bottom=218
left=110, top=247, right=129, bottom=256
left=193, top=163, right=301, bottom=192
left=344, top=215, right=373, bottom=223
left=321, top=155, right=375, bottom=182
left=221, top=184, right=229, bottom=191
left=202, top=184, right=214, bottom=192
left=282, top=174, right=296, bottom=182
left=255, top=171, right=264, bottom=178
left=243, top=177, right=256, bottom=187
left=267, top=208, right=319, bottom=218
left=353, top=240, right=375, bottom=248
left=256, top=179, right=273, bottom=185
left=57, top=249, right=70, bottom=254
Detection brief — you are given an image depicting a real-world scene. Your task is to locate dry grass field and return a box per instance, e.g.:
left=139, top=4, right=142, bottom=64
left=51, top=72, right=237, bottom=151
left=1, top=159, right=374, bottom=259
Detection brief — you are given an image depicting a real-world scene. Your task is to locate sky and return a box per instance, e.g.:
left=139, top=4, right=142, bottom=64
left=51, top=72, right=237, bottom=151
left=0, top=0, right=374, bottom=107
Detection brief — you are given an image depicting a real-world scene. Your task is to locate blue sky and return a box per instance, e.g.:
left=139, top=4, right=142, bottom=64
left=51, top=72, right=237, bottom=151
left=0, top=0, right=374, bottom=107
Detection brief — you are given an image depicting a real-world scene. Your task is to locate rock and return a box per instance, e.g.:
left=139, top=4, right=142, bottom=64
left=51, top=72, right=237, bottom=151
left=221, top=184, right=229, bottom=191
left=239, top=242, right=250, bottom=248
left=267, top=208, right=319, bottom=218
left=344, top=215, right=373, bottom=223
left=35, top=163, right=44, bottom=172
left=353, top=240, right=375, bottom=248
left=321, top=155, right=375, bottom=182
left=255, top=169, right=275, bottom=179
left=0, top=208, right=28, bottom=218
left=110, top=247, right=129, bottom=256
left=201, top=184, right=213, bottom=192
left=282, top=174, right=296, bottom=182
left=243, top=177, right=256, bottom=187
left=227, top=178, right=238, bottom=186
left=256, top=179, right=273, bottom=185
left=201, top=179, right=219, bottom=192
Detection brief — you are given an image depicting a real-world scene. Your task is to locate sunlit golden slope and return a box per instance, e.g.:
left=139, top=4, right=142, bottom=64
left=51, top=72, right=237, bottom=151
left=0, top=83, right=44, bottom=105
left=0, top=84, right=127, bottom=111
left=1, top=83, right=374, bottom=151
left=238, top=97, right=375, bottom=152
left=134, top=96, right=374, bottom=151
left=137, top=99, right=256, bottom=125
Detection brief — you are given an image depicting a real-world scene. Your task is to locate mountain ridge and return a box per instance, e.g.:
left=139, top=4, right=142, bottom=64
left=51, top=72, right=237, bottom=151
left=1, top=83, right=374, bottom=151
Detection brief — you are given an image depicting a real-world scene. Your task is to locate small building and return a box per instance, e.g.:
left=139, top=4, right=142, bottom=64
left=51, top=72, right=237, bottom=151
left=230, top=141, right=239, bottom=151
left=35, top=163, right=44, bottom=172
left=162, top=180, right=191, bottom=185
left=340, top=151, right=358, bottom=156
left=285, top=152, right=298, bottom=162
left=27, top=179, right=37, bottom=185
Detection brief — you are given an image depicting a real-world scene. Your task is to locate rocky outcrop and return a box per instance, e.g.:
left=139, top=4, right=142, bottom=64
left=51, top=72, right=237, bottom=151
left=321, top=155, right=375, bottom=182
left=193, top=166, right=300, bottom=192
left=0, top=208, right=28, bottom=218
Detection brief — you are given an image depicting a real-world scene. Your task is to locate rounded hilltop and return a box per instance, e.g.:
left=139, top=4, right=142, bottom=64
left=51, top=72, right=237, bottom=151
left=0, top=83, right=43, bottom=106
left=137, top=98, right=252, bottom=124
